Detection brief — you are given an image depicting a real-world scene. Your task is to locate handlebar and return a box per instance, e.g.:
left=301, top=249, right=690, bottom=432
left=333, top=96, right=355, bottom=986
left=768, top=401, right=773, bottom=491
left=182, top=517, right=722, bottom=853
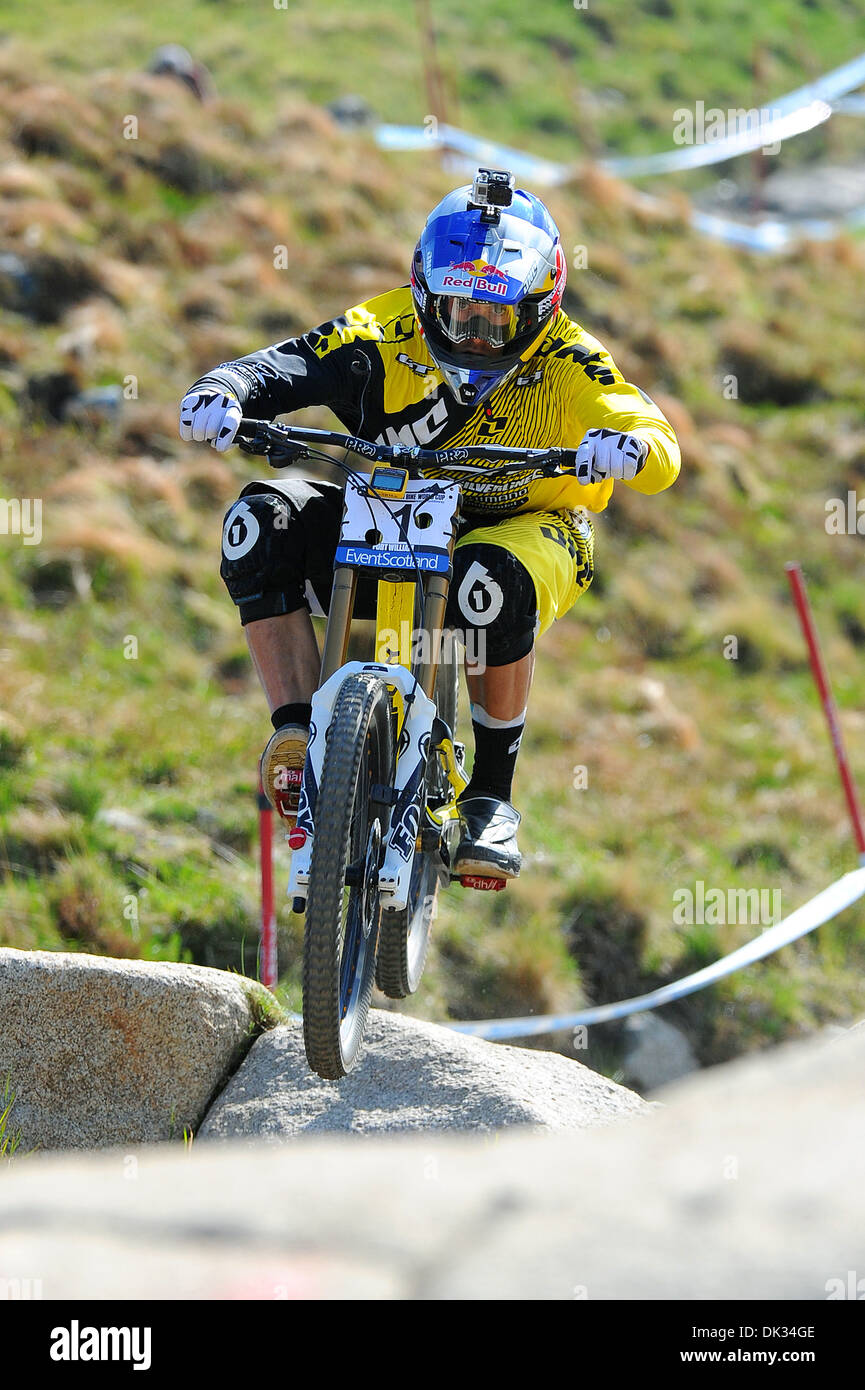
left=235, top=418, right=578, bottom=480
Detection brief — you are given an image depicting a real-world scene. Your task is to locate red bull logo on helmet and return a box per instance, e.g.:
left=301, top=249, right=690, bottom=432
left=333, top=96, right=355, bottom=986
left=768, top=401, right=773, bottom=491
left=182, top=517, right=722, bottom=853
left=449, top=259, right=508, bottom=279
left=443, top=258, right=510, bottom=296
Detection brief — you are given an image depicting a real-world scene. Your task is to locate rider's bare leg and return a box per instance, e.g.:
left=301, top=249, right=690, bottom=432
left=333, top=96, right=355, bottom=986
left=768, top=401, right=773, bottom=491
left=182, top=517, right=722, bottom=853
left=245, top=610, right=319, bottom=714
left=249, top=611, right=320, bottom=820
left=464, top=647, right=534, bottom=722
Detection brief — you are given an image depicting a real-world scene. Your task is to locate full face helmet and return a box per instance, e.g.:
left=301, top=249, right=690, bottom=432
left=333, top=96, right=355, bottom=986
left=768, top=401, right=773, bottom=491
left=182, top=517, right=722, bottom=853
left=410, top=168, right=567, bottom=407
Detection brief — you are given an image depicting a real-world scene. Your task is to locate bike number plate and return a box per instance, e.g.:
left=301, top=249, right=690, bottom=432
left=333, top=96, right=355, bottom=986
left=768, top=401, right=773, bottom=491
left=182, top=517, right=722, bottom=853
left=336, top=476, right=459, bottom=574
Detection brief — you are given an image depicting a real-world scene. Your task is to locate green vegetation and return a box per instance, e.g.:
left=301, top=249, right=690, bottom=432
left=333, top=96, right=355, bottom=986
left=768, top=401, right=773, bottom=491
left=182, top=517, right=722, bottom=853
left=0, top=1076, right=23, bottom=1158
left=7, top=0, right=865, bottom=170
left=0, top=5, right=863, bottom=1072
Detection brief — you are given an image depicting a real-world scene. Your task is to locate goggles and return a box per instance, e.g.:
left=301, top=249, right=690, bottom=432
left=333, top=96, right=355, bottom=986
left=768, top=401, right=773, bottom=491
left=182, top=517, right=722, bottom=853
left=435, top=295, right=523, bottom=353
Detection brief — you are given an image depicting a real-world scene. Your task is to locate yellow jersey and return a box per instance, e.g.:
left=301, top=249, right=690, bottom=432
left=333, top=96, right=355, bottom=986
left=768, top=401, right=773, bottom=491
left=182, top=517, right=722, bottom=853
left=194, top=284, right=680, bottom=518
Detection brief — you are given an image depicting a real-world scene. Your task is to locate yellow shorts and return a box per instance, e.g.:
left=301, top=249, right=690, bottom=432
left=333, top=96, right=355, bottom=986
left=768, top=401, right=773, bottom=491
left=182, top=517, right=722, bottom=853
left=455, top=508, right=594, bottom=638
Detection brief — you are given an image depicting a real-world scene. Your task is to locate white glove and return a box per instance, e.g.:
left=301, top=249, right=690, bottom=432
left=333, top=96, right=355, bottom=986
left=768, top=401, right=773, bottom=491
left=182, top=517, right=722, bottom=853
left=179, top=389, right=242, bottom=452
left=574, top=428, right=648, bottom=484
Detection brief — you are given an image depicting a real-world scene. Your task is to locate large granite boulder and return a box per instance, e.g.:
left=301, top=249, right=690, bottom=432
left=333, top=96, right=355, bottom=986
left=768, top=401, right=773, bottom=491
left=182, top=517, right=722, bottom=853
left=198, top=1010, right=649, bottom=1138
left=0, top=948, right=281, bottom=1149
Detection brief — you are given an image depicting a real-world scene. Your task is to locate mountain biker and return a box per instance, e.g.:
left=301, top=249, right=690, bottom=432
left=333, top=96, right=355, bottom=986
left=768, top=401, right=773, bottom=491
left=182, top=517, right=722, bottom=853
left=179, top=168, right=680, bottom=882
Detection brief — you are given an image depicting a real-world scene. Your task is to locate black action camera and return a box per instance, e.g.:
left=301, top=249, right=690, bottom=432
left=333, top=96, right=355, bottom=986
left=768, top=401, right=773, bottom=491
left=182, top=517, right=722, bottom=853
left=468, top=168, right=515, bottom=221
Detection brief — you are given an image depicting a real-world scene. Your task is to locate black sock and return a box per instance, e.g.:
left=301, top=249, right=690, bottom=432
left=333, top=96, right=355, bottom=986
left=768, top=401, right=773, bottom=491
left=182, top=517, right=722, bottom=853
left=461, top=706, right=526, bottom=803
left=271, top=701, right=312, bottom=731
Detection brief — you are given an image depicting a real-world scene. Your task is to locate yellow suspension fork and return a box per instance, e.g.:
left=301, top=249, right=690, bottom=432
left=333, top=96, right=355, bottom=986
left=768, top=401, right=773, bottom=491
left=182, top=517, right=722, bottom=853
left=375, top=575, right=466, bottom=828
left=375, top=576, right=416, bottom=743
left=375, top=577, right=416, bottom=669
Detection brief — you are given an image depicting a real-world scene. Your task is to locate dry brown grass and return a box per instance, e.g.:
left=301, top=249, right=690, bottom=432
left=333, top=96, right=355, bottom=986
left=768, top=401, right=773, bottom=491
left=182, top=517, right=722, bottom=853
left=0, top=36, right=863, bottom=1060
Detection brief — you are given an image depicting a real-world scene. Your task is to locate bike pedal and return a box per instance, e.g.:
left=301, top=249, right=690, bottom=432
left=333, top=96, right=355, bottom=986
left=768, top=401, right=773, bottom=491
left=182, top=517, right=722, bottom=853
left=458, top=873, right=507, bottom=892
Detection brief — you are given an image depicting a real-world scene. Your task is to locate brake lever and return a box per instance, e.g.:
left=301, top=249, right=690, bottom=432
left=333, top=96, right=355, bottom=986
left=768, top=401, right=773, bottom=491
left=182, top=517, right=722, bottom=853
left=264, top=442, right=308, bottom=468
left=554, top=449, right=578, bottom=477
left=235, top=438, right=264, bottom=457
left=518, top=449, right=578, bottom=480
left=235, top=424, right=308, bottom=468
left=235, top=421, right=272, bottom=454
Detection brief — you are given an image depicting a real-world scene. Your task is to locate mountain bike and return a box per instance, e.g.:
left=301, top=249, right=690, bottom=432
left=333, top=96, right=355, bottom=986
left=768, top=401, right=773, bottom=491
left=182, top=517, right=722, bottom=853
left=236, top=418, right=584, bottom=1079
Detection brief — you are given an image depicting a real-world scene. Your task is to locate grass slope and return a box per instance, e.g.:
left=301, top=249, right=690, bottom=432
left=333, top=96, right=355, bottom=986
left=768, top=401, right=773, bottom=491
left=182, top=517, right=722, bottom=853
left=7, top=0, right=865, bottom=168
left=0, top=10, right=863, bottom=1073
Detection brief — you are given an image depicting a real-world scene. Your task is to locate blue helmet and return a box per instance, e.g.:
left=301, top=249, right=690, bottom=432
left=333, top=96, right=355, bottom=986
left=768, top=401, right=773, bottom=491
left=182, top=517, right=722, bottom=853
left=410, top=169, right=567, bottom=407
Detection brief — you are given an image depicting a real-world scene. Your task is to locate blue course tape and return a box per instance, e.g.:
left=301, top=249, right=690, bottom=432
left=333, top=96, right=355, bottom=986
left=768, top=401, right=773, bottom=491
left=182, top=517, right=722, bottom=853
left=605, top=50, right=865, bottom=175
left=374, top=120, right=865, bottom=252
left=373, top=50, right=865, bottom=252
left=687, top=205, right=865, bottom=252
left=375, top=121, right=568, bottom=186
left=375, top=49, right=865, bottom=182
left=602, top=99, right=832, bottom=178
left=445, top=867, right=865, bottom=1040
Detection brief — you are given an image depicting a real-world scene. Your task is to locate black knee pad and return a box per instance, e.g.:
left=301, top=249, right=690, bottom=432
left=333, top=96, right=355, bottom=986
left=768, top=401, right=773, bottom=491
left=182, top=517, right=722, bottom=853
left=220, top=491, right=306, bottom=624
left=446, top=542, right=537, bottom=666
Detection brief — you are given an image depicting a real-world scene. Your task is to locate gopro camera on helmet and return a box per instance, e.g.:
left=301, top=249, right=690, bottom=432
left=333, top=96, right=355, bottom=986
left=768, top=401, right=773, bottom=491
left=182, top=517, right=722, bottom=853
left=468, top=168, right=514, bottom=221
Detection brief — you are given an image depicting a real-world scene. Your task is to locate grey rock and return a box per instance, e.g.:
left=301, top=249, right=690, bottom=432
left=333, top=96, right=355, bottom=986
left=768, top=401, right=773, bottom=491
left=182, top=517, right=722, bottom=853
left=147, top=44, right=213, bottom=102
left=2, top=1023, right=864, bottom=1298
left=759, top=164, right=865, bottom=219
left=0, top=252, right=101, bottom=324
left=622, top=1012, right=699, bottom=1091
left=327, top=94, right=375, bottom=128
left=700, top=164, right=865, bottom=222
left=197, top=1010, right=649, bottom=1139
left=0, top=948, right=275, bottom=1150
left=94, top=807, right=149, bottom=834
left=62, top=385, right=124, bottom=425
left=0, top=252, right=32, bottom=305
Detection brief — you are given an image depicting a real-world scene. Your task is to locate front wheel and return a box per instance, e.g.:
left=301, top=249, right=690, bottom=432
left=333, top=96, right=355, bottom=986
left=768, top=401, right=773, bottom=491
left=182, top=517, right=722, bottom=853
left=302, top=673, right=394, bottom=1079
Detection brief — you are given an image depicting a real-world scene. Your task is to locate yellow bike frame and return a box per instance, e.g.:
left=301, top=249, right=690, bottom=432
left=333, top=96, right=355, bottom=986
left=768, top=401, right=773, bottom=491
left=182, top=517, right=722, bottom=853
left=374, top=577, right=467, bottom=834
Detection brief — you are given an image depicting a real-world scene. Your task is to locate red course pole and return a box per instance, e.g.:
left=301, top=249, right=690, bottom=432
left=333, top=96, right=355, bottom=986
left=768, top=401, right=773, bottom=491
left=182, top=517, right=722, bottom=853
left=785, top=562, right=865, bottom=860
left=258, top=775, right=278, bottom=988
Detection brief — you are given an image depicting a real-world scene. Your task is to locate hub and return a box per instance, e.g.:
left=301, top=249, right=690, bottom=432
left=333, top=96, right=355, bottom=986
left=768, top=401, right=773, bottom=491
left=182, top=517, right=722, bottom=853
left=361, top=818, right=383, bottom=937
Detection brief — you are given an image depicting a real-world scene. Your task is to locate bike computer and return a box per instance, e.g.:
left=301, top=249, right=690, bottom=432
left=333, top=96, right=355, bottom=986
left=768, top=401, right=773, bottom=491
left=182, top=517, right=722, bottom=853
left=369, top=465, right=409, bottom=498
